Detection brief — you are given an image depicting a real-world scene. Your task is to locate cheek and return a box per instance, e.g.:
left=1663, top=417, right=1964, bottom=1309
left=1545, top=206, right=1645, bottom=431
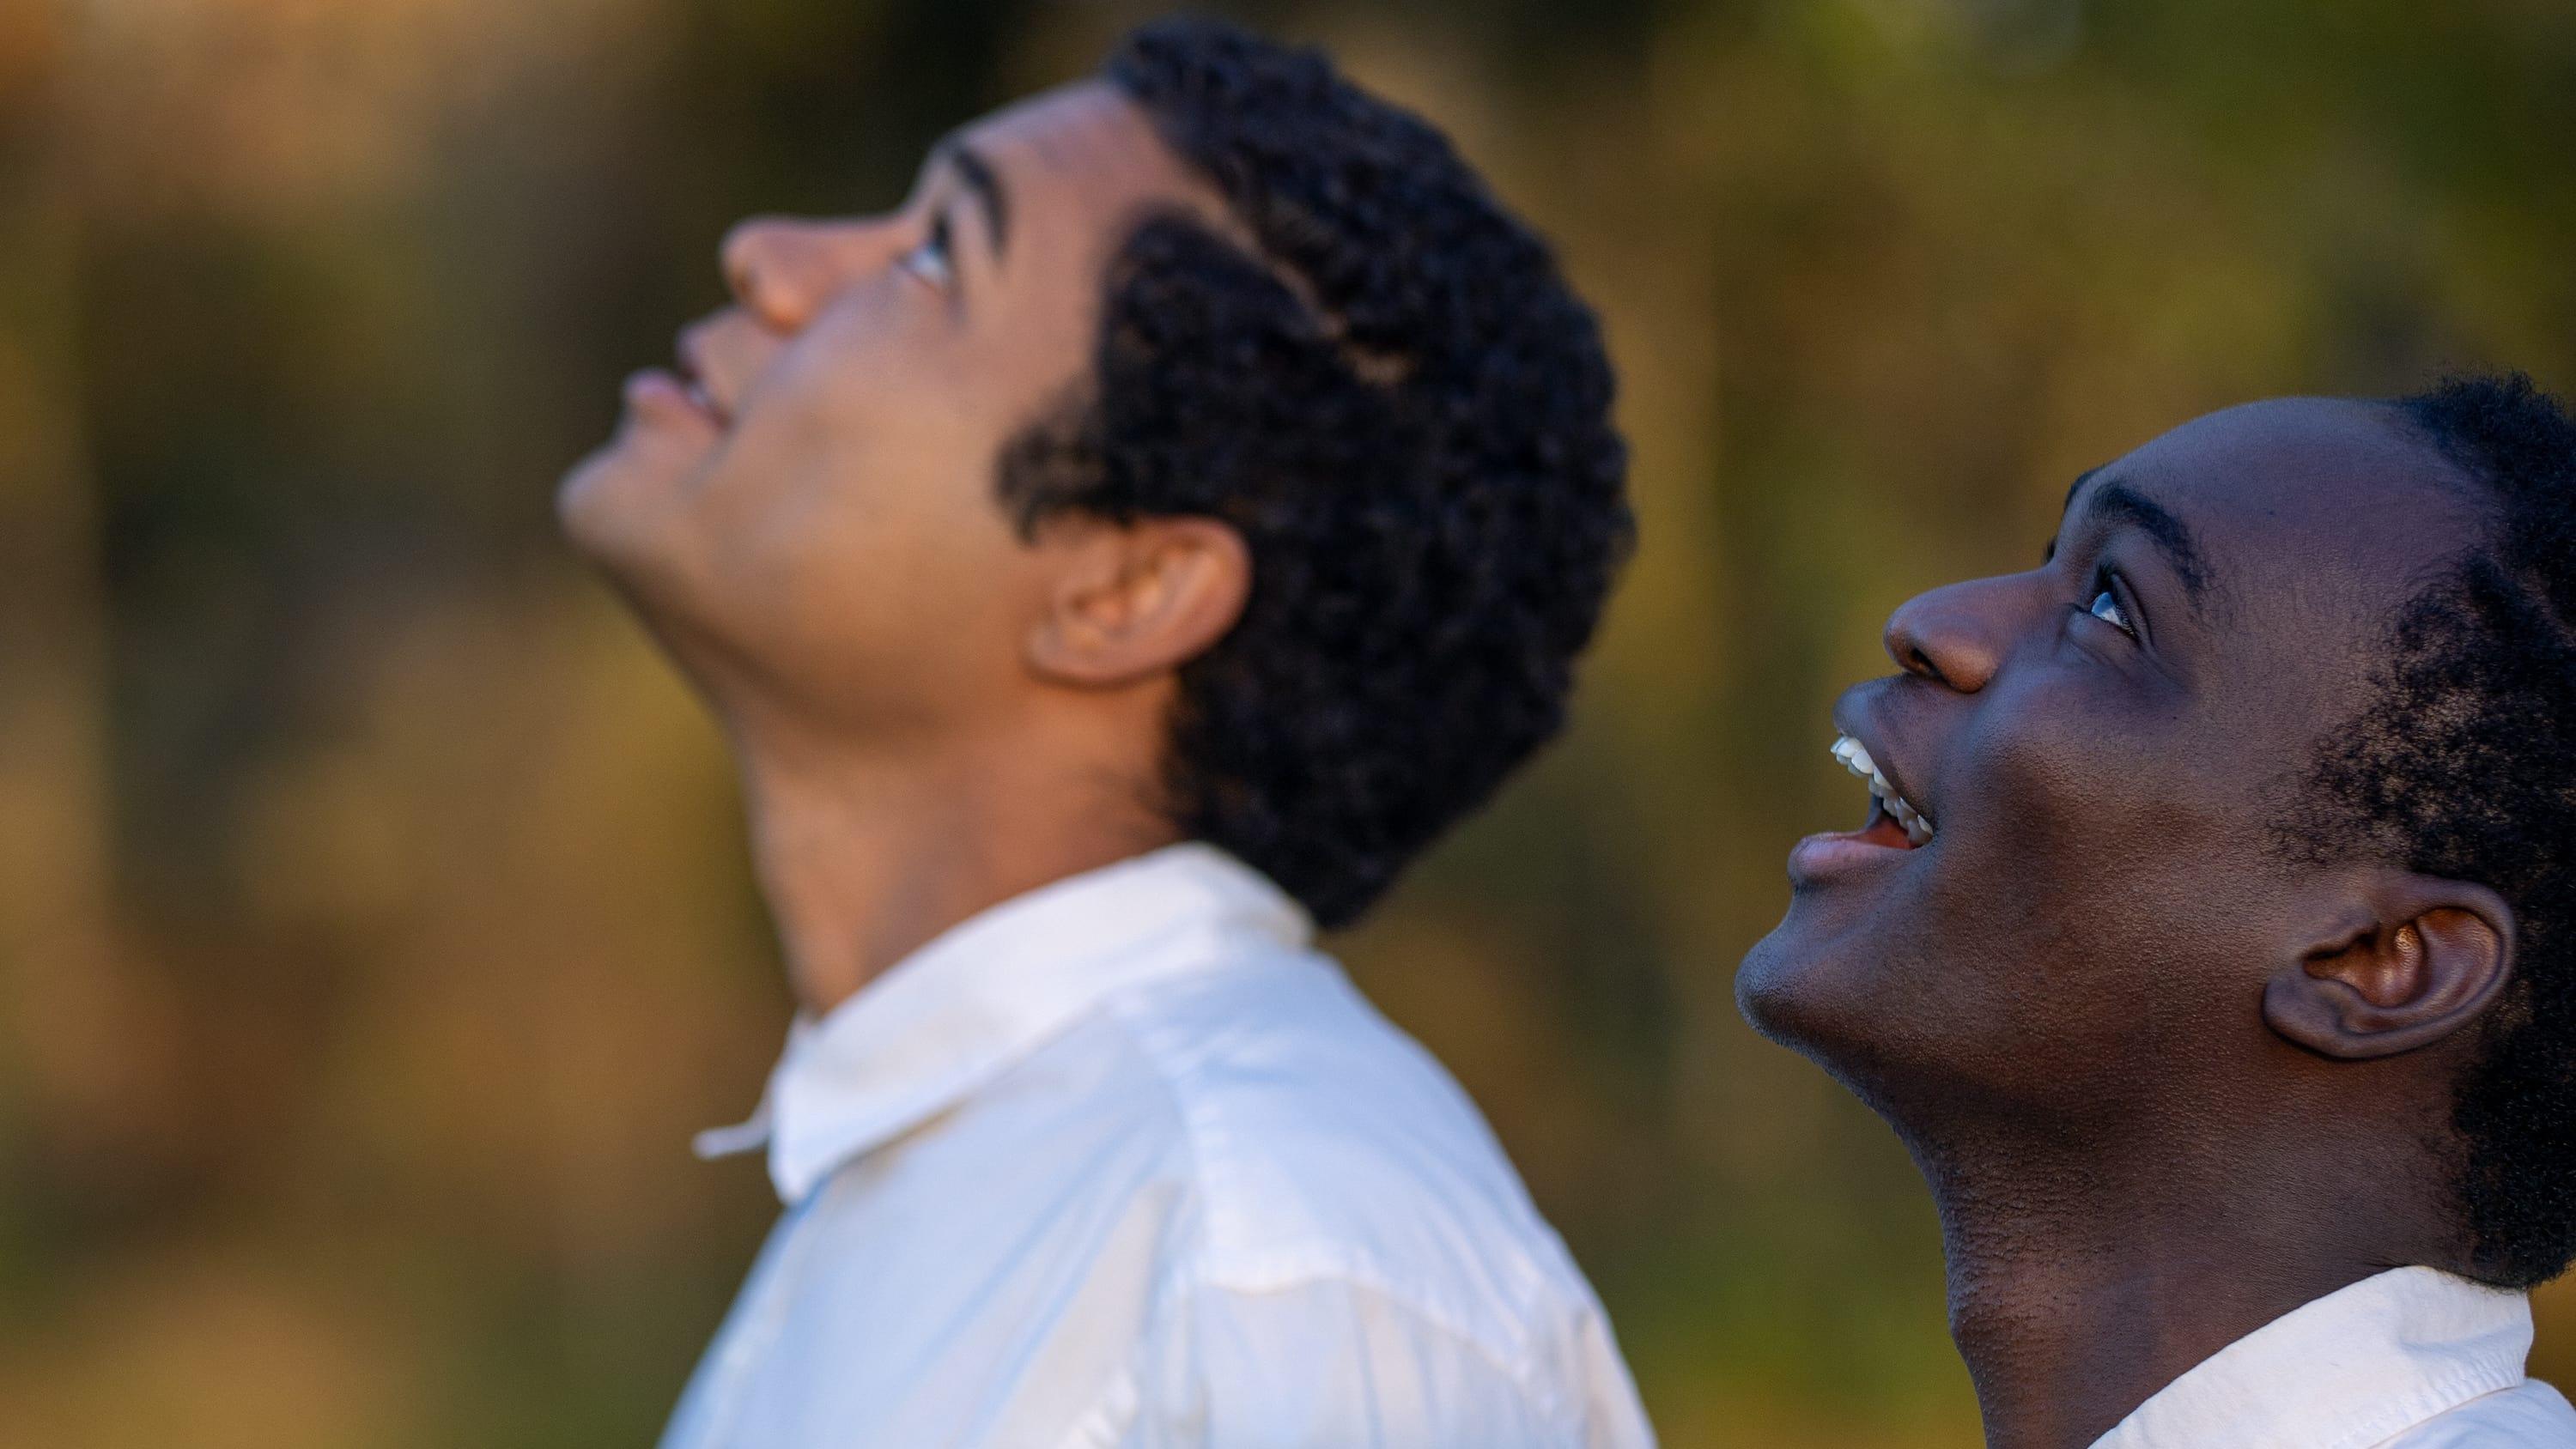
left=699, top=426, right=1039, bottom=688
left=1953, top=668, right=2208, bottom=872
left=698, top=448, right=1021, bottom=652
left=677, top=278, right=1096, bottom=685
left=769, top=303, right=944, bottom=440
left=1936, top=676, right=2277, bottom=972
left=708, top=305, right=999, bottom=542
left=1752, top=681, right=2290, bottom=1102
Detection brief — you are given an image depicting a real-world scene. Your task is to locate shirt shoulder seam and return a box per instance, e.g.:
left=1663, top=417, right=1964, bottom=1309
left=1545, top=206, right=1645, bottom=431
left=1092, top=959, right=1579, bottom=1415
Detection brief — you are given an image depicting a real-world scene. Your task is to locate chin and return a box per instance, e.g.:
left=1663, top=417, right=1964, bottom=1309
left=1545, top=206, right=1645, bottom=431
left=558, top=449, right=750, bottom=688
left=559, top=374, right=734, bottom=545
left=1734, top=910, right=1939, bottom=1121
left=556, top=454, right=629, bottom=561
left=561, top=433, right=667, bottom=544
left=1736, top=876, right=1895, bottom=1035
left=1741, top=919, right=2075, bottom=1164
left=1735, top=922, right=1842, bottom=1057
left=561, top=418, right=729, bottom=583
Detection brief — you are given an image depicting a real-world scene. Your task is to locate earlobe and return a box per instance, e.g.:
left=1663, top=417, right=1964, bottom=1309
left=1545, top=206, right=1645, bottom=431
left=2263, top=882, right=2516, bottom=1061
left=1024, top=518, right=1251, bottom=688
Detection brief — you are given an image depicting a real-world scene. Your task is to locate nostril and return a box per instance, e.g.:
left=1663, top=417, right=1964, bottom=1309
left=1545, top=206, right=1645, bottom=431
left=720, top=217, right=781, bottom=300
left=727, top=259, right=765, bottom=318
left=720, top=215, right=815, bottom=327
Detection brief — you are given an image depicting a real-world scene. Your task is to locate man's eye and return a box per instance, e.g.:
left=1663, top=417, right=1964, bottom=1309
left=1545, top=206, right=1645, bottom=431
left=898, top=220, right=953, bottom=288
left=2087, top=589, right=2136, bottom=639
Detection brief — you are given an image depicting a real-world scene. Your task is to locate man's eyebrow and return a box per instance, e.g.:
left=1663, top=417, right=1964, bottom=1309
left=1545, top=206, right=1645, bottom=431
left=2059, top=473, right=2213, bottom=604
left=2042, top=467, right=2101, bottom=566
left=932, top=139, right=1009, bottom=257
left=2062, top=466, right=2099, bottom=516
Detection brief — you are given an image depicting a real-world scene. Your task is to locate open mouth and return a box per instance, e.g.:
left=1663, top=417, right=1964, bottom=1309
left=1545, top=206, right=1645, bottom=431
left=1831, top=734, right=1934, bottom=848
left=669, top=336, right=731, bottom=427
left=674, top=370, right=726, bottom=426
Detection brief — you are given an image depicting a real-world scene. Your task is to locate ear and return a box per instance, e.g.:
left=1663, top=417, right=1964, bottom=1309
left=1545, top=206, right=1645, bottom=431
left=2263, top=874, right=2517, bottom=1060
left=1024, top=516, right=1251, bottom=688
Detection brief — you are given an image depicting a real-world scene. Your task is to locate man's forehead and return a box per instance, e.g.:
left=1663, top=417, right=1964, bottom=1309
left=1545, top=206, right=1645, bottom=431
left=2076, top=397, right=2484, bottom=594
left=949, top=80, right=1206, bottom=208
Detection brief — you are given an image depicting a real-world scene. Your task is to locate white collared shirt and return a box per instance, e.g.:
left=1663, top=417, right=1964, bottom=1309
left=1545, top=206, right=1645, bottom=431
left=659, top=844, right=1656, bottom=1449
left=2092, top=1265, right=2576, bottom=1448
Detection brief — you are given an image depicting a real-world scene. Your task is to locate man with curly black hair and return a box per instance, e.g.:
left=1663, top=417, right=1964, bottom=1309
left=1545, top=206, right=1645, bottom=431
left=1738, top=373, right=2576, bottom=1446
left=558, top=16, right=1650, bottom=1448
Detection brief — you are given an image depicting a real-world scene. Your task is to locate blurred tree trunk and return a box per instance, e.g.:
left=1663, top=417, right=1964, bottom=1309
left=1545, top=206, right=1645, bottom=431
left=0, top=5, right=136, bottom=1135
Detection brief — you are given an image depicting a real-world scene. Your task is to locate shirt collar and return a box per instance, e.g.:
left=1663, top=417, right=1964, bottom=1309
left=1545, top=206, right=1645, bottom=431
left=2090, top=1265, right=2534, bottom=1449
left=696, top=843, right=1312, bottom=1203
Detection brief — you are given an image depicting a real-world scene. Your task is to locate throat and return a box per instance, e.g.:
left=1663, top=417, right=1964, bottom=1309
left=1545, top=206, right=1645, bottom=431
left=732, top=724, right=1184, bottom=1015
left=1920, top=1135, right=2451, bottom=1449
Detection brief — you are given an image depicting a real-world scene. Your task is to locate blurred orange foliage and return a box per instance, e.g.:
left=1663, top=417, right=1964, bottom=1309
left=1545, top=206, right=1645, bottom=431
left=3, top=1, right=2572, bottom=1443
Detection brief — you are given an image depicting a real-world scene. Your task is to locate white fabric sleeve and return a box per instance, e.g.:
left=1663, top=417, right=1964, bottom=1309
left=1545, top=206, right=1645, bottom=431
left=1092, top=1272, right=1638, bottom=1449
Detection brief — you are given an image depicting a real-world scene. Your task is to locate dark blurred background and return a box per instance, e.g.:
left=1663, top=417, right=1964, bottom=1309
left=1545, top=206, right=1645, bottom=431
left=3, top=0, right=2573, bottom=1443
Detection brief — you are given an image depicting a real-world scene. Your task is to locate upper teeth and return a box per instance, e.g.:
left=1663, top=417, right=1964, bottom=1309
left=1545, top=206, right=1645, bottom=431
left=1832, top=734, right=1935, bottom=846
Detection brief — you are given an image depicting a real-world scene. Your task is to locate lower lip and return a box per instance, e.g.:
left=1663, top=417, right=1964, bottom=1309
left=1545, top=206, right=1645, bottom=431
left=1786, top=830, right=1921, bottom=886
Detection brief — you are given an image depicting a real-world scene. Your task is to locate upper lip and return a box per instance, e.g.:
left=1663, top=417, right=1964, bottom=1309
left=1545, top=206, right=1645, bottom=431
left=1831, top=700, right=1935, bottom=835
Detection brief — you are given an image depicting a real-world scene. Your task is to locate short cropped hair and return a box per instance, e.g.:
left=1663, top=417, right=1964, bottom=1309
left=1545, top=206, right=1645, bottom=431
left=998, top=17, right=1631, bottom=928
left=2293, top=372, right=2576, bottom=1288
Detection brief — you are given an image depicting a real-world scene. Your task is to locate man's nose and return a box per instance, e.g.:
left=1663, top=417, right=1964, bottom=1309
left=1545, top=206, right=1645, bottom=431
left=1881, top=575, right=2023, bottom=694
left=720, top=215, right=899, bottom=330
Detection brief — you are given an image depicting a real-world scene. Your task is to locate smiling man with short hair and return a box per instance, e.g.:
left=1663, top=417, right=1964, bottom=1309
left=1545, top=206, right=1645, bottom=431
left=559, top=16, right=1651, bottom=1449
left=1741, top=374, right=2576, bottom=1448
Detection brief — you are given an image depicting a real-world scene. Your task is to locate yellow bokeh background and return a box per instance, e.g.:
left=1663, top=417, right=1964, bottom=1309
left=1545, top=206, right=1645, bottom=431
left=3, top=1, right=2573, bottom=1443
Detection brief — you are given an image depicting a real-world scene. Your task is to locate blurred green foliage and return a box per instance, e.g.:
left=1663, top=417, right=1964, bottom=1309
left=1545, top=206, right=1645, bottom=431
left=2, top=1, right=2573, bottom=1444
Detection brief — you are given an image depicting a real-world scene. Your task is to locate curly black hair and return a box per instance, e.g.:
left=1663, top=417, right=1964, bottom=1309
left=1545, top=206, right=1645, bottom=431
left=994, top=17, right=1631, bottom=928
left=2290, top=372, right=2576, bottom=1288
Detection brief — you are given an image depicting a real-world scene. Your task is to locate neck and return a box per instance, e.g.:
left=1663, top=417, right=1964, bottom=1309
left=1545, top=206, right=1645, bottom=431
left=1909, top=1113, right=2449, bottom=1449
left=723, top=702, right=1182, bottom=1016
